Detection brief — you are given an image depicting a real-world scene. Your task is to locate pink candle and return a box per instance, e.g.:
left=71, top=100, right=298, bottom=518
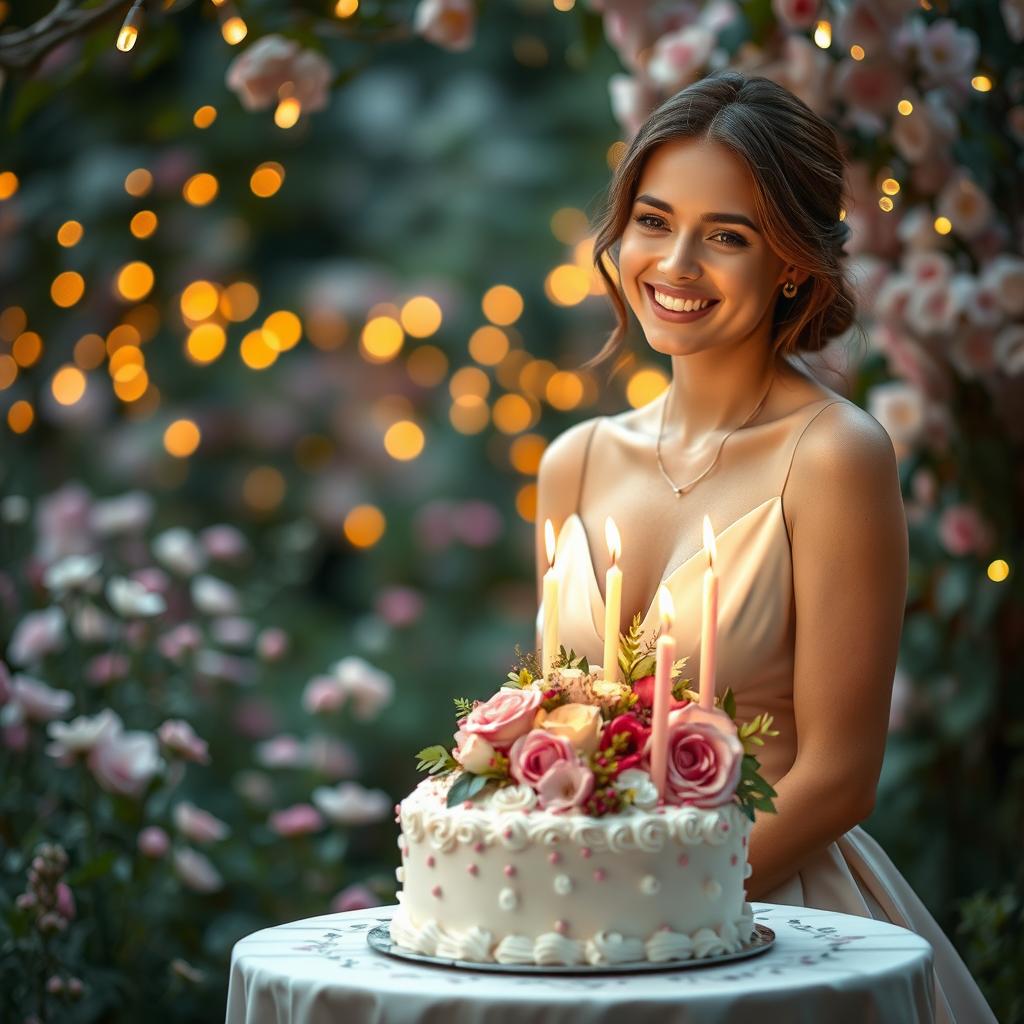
left=649, top=584, right=675, bottom=801
left=698, top=515, right=718, bottom=710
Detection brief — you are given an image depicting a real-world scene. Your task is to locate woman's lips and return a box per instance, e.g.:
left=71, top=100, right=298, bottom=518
left=644, top=283, right=720, bottom=323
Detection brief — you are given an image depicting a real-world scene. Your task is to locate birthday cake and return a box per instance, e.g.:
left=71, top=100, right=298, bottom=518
left=390, top=618, right=778, bottom=967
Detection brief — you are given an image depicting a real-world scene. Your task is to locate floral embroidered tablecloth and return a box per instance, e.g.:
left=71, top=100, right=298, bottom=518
left=225, top=902, right=935, bottom=1024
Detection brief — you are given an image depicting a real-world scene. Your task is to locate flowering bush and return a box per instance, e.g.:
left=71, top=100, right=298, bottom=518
left=0, top=483, right=396, bottom=1021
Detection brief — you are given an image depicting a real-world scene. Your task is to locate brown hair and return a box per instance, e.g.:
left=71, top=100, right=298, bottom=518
left=581, top=69, right=863, bottom=380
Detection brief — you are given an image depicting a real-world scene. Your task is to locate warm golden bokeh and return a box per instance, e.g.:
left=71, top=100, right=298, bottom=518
left=274, top=97, right=301, bottom=129
left=406, top=344, right=448, bottom=387
left=0, top=354, right=18, bottom=389
left=515, top=482, right=538, bottom=522
left=0, top=306, right=27, bottom=341
left=193, top=105, right=218, bottom=129
left=116, top=261, right=155, bottom=301
left=240, top=329, right=278, bottom=369
left=262, top=310, right=302, bottom=351
left=57, top=221, right=84, bottom=247
left=449, top=395, right=489, bottom=434
left=220, top=281, right=260, bottom=322
left=519, top=358, right=556, bottom=398
left=492, top=393, right=536, bottom=434
left=122, top=303, right=160, bottom=342
left=186, top=323, right=227, bottom=364
left=510, top=433, right=547, bottom=474
left=243, top=466, right=286, bottom=512
left=12, top=331, right=43, bottom=367
left=495, top=348, right=532, bottom=390
left=545, top=369, right=584, bottom=410
left=334, top=0, right=359, bottom=15
left=545, top=264, right=590, bottom=307
left=74, top=334, right=106, bottom=370
left=468, top=325, right=510, bottom=366
left=183, top=173, right=219, bottom=206
left=130, top=210, right=158, bottom=238
left=108, top=345, right=144, bottom=382
left=51, top=271, right=85, bottom=308
left=400, top=296, right=443, bottom=338
left=52, top=365, right=86, bottom=405
left=361, top=316, right=404, bottom=363
left=7, top=400, right=33, bottom=433
left=106, top=323, right=142, bottom=354
left=0, top=171, right=18, bottom=200
left=550, top=207, right=590, bottom=245
left=180, top=280, right=220, bottom=321
left=482, top=284, right=524, bottom=326
left=344, top=504, right=386, bottom=548
left=221, top=15, right=248, bottom=44
left=250, top=162, right=285, bottom=198
left=113, top=366, right=149, bottom=403
left=125, top=168, right=153, bottom=197
left=306, top=307, right=349, bottom=350
left=626, top=366, right=669, bottom=408
left=449, top=365, right=490, bottom=401
left=384, top=420, right=425, bottom=461
left=987, top=559, right=1010, bottom=582
left=164, top=418, right=201, bottom=457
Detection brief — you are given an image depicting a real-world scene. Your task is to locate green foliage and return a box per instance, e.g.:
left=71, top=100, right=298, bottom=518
left=553, top=645, right=589, bottom=675
left=452, top=697, right=475, bottom=717
left=445, top=771, right=491, bottom=808
left=415, top=746, right=458, bottom=776
left=735, top=754, right=778, bottom=822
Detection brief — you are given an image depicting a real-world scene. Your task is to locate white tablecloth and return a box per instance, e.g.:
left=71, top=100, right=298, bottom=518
left=226, top=903, right=935, bottom=1024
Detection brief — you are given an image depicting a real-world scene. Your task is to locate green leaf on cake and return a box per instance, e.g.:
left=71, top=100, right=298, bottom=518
left=415, top=745, right=459, bottom=775
left=618, top=612, right=646, bottom=682
left=722, top=687, right=737, bottom=720
left=453, top=696, right=475, bottom=716
left=555, top=645, right=589, bottom=674
left=735, top=753, right=778, bottom=820
left=446, top=770, right=490, bottom=807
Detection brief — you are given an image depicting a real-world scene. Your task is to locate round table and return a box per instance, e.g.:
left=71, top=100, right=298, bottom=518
left=226, top=903, right=935, bottom=1024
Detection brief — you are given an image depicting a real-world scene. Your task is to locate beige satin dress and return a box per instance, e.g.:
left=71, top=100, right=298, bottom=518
left=538, top=398, right=996, bottom=1024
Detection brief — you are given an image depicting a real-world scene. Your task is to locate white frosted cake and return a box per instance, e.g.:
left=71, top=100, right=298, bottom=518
left=389, top=647, right=777, bottom=967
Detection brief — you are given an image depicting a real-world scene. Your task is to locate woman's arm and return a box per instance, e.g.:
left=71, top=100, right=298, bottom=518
left=745, top=402, right=909, bottom=899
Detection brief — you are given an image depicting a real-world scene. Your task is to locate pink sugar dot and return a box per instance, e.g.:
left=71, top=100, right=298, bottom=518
left=554, top=919, right=569, bottom=935
left=503, top=828, right=513, bottom=839
left=468, top=864, right=479, bottom=876
left=593, top=868, right=607, bottom=882
left=548, top=851, right=562, bottom=865
left=431, top=885, right=442, bottom=898
left=463, top=801, right=473, bottom=809
left=731, top=854, right=738, bottom=866
left=722, top=823, right=730, bottom=832
left=678, top=854, right=689, bottom=867
left=426, top=855, right=435, bottom=868
left=742, top=835, right=747, bottom=847
left=504, top=865, right=516, bottom=878
left=473, top=841, right=485, bottom=853
left=580, top=846, right=592, bottom=859
left=394, top=803, right=401, bottom=815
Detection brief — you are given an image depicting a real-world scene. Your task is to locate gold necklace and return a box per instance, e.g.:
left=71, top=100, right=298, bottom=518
left=655, top=371, right=776, bottom=497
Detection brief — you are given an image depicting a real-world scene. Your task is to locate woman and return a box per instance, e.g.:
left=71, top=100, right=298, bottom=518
left=534, top=70, right=994, bottom=1023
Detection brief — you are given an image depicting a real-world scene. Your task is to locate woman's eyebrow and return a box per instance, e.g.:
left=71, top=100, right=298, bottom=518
left=633, top=194, right=761, bottom=234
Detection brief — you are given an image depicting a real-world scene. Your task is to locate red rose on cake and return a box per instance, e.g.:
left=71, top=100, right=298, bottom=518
left=632, top=673, right=688, bottom=712
left=599, top=713, right=650, bottom=774
left=458, top=687, right=542, bottom=749
left=658, top=705, right=743, bottom=808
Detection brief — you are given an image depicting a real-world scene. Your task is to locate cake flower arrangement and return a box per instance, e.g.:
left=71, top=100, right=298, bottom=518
left=415, top=514, right=778, bottom=822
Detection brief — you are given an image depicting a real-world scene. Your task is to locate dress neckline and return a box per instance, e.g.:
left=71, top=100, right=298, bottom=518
left=556, top=493, right=783, bottom=641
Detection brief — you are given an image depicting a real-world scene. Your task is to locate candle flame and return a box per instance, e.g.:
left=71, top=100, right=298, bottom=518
left=605, top=516, right=621, bottom=564
left=702, top=514, right=717, bottom=568
left=658, top=583, right=675, bottom=628
left=544, top=518, right=556, bottom=568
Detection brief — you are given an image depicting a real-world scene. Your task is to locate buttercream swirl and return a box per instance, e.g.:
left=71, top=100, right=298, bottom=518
left=584, top=931, right=647, bottom=965
left=493, top=934, right=535, bottom=964
left=435, top=925, right=494, bottom=962
left=488, top=784, right=537, bottom=813
left=533, top=933, right=585, bottom=965
left=692, top=926, right=730, bottom=958
left=645, top=928, right=694, bottom=962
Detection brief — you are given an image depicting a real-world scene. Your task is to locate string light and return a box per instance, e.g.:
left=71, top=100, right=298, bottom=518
left=117, top=0, right=145, bottom=52
left=216, top=1, right=248, bottom=44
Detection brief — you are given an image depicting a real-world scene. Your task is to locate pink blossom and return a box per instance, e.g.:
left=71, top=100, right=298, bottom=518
left=0, top=661, right=10, bottom=704
left=225, top=34, right=333, bottom=113
left=658, top=706, right=744, bottom=808
left=158, top=719, right=210, bottom=764
left=867, top=381, right=926, bottom=458
left=256, top=734, right=306, bottom=769
left=949, top=328, right=997, bottom=380
left=453, top=731, right=496, bottom=774
left=918, top=18, right=979, bottom=86
left=463, top=688, right=542, bottom=749
left=157, top=623, right=202, bottom=662
left=138, top=826, right=170, bottom=858
left=329, top=657, right=394, bottom=720
left=55, top=882, right=75, bottom=921
left=835, top=58, right=905, bottom=119
left=312, top=782, right=389, bottom=825
left=85, top=652, right=131, bottom=687
left=89, top=491, right=154, bottom=536
left=936, top=173, right=993, bottom=242
left=509, top=729, right=574, bottom=787
left=902, top=249, right=955, bottom=289
left=771, top=0, right=819, bottom=30
left=2, top=720, right=29, bottom=751
left=256, top=627, right=289, bottom=662
left=911, top=468, right=938, bottom=508
left=994, top=324, right=1024, bottom=376
left=981, top=254, right=1024, bottom=318
left=905, top=281, right=960, bottom=337
left=413, top=0, right=475, bottom=53
left=210, top=616, right=257, bottom=650
left=11, top=675, right=74, bottom=723
left=232, top=698, right=279, bottom=740
left=7, top=607, right=68, bottom=667
left=374, top=586, right=425, bottom=627
left=414, top=500, right=457, bottom=551
left=200, top=524, right=251, bottom=563
left=535, top=759, right=594, bottom=813
left=87, top=730, right=162, bottom=799
left=647, top=25, right=715, bottom=91
left=452, top=501, right=503, bottom=547
left=173, top=848, right=224, bottom=893
left=302, top=675, right=346, bottom=714
left=46, top=709, right=122, bottom=760
left=194, top=649, right=257, bottom=686
left=34, top=481, right=94, bottom=565
left=173, top=802, right=230, bottom=844
left=269, top=803, right=324, bottom=837
left=330, top=883, right=380, bottom=913
left=306, top=735, right=358, bottom=778
left=937, top=504, right=992, bottom=557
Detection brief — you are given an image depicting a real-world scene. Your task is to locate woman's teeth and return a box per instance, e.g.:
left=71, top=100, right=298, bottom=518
left=653, top=290, right=714, bottom=312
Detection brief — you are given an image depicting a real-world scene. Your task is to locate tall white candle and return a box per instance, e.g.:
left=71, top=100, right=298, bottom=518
left=649, top=584, right=675, bottom=802
left=542, top=518, right=559, bottom=681
left=602, top=517, right=622, bottom=684
left=698, top=515, right=718, bottom=710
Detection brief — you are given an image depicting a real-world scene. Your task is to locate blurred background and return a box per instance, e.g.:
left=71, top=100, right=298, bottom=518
left=0, top=0, right=1021, bottom=1020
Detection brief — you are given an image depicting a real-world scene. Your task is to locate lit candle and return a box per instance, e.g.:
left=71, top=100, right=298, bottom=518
left=542, top=518, right=559, bottom=681
left=649, top=584, right=675, bottom=802
left=602, top=517, right=623, bottom=684
left=699, top=515, right=718, bottom=710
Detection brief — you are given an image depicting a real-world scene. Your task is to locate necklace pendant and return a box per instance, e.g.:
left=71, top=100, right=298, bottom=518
left=674, top=486, right=684, bottom=497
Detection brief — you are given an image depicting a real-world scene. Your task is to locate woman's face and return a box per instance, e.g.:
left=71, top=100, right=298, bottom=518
left=618, top=138, right=799, bottom=357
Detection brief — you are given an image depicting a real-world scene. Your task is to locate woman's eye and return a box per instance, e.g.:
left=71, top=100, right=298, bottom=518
left=631, top=215, right=747, bottom=248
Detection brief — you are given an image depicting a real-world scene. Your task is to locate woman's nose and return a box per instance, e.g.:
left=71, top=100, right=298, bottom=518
left=657, top=233, right=701, bottom=278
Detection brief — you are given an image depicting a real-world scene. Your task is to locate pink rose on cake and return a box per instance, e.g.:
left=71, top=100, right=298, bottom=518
left=599, top=713, right=650, bottom=774
left=659, top=706, right=743, bottom=808
left=535, top=702, right=602, bottom=755
left=460, top=687, right=542, bottom=749
left=535, top=759, right=594, bottom=812
left=632, top=674, right=688, bottom=712
left=452, top=730, right=496, bottom=773
left=509, top=730, right=574, bottom=787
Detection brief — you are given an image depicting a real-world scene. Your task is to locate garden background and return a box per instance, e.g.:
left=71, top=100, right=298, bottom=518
left=0, top=0, right=1021, bottom=1021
